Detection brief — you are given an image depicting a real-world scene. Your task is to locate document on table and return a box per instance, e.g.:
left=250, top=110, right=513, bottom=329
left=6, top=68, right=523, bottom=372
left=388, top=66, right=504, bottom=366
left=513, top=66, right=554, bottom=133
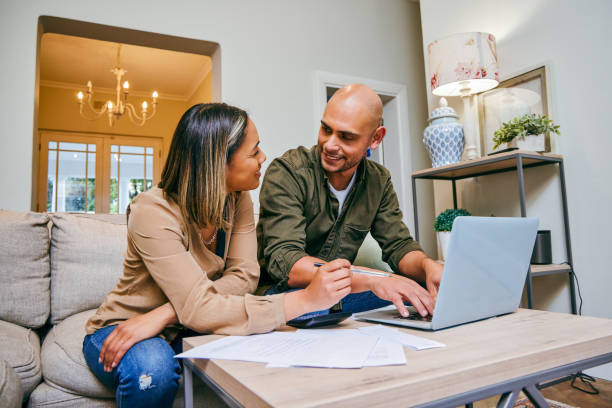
left=293, top=329, right=406, bottom=367
left=175, top=326, right=442, bottom=368
left=357, top=325, right=445, bottom=350
left=176, top=331, right=378, bottom=368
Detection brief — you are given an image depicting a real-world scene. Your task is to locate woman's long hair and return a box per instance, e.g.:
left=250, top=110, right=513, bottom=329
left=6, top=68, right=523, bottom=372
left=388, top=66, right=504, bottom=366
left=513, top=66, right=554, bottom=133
left=159, top=103, right=248, bottom=230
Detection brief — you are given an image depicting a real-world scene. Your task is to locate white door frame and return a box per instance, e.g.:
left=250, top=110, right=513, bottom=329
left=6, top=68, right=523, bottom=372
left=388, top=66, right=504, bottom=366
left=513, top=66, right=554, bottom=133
left=312, top=71, right=416, bottom=231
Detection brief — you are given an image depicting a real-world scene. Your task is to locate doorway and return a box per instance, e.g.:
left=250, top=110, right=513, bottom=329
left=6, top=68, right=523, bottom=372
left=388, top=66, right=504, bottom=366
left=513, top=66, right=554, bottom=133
left=34, top=16, right=221, bottom=213
left=313, top=71, right=415, bottom=231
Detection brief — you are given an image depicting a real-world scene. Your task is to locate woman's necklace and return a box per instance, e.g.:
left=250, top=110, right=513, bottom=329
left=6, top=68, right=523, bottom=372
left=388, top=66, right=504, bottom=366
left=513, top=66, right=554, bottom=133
left=200, top=228, right=217, bottom=246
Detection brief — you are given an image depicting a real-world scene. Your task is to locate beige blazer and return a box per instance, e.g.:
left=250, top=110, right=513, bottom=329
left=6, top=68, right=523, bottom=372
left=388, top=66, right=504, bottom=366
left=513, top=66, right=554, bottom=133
left=86, top=187, right=286, bottom=338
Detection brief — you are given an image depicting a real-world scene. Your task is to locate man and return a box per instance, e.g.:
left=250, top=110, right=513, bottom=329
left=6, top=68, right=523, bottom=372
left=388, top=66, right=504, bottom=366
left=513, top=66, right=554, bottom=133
left=257, top=84, right=442, bottom=318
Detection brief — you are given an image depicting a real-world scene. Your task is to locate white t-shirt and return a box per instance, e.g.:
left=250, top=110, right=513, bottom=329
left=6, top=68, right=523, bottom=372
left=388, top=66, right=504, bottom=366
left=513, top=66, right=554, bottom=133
left=328, top=171, right=357, bottom=217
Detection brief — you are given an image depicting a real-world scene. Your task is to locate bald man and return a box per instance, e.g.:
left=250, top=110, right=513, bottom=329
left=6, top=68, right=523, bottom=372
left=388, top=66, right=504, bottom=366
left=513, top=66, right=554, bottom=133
left=257, top=84, right=443, bottom=319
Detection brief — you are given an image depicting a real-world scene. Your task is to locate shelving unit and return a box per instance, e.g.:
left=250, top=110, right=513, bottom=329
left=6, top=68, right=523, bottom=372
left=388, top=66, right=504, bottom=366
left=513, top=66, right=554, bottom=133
left=411, top=150, right=577, bottom=314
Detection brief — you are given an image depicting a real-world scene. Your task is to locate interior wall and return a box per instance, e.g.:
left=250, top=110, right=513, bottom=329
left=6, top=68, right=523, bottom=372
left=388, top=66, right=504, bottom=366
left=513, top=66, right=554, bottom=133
left=0, top=0, right=434, bottom=255
left=186, top=71, right=212, bottom=107
left=420, top=0, right=612, bottom=379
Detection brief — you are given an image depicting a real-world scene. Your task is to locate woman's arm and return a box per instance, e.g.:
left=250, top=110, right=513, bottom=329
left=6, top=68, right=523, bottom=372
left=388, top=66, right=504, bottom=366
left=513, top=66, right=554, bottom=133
left=98, top=303, right=177, bottom=372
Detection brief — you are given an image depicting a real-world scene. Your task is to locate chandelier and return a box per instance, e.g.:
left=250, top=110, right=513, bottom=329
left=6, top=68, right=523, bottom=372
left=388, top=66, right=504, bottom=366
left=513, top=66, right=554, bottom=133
left=76, top=44, right=158, bottom=127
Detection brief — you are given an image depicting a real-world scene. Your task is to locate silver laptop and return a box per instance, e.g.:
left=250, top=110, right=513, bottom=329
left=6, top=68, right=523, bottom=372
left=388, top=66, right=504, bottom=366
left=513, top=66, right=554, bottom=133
left=354, top=216, right=538, bottom=330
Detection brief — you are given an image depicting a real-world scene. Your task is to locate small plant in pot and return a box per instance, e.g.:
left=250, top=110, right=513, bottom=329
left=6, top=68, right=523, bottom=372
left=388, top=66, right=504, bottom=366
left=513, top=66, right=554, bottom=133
left=492, top=113, right=560, bottom=152
left=434, top=208, right=471, bottom=260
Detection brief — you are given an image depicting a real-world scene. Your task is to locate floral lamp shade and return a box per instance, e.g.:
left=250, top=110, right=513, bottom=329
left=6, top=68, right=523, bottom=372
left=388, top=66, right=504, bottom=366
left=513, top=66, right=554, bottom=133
left=428, top=32, right=499, bottom=96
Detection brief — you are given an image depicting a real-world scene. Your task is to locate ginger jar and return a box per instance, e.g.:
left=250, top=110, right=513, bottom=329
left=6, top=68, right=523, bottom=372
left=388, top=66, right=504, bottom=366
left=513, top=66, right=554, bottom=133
left=423, top=98, right=464, bottom=167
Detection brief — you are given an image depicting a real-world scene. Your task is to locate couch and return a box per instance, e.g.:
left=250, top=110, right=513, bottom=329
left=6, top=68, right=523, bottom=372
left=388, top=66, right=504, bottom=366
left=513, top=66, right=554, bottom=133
left=0, top=209, right=390, bottom=407
left=0, top=210, right=233, bottom=407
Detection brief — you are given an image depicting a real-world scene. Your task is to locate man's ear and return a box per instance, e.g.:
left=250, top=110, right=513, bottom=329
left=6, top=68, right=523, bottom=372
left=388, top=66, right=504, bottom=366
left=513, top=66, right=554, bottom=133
left=370, top=126, right=386, bottom=151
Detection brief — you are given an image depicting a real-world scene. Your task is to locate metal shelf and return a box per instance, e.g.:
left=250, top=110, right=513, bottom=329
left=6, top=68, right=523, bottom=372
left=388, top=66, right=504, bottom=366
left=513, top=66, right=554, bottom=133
left=411, top=150, right=576, bottom=314
left=530, top=263, right=572, bottom=277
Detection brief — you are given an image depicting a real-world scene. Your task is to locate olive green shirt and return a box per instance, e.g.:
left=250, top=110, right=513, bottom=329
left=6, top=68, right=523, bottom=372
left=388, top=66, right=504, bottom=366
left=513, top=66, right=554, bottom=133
left=257, top=145, right=422, bottom=291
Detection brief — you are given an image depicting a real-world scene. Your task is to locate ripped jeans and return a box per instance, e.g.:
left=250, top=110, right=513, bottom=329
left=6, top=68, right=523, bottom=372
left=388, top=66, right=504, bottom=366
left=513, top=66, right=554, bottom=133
left=83, top=325, right=181, bottom=408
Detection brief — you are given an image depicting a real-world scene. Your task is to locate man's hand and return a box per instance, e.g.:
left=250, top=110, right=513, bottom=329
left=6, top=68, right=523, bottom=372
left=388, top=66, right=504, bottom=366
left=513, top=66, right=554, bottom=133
left=422, top=257, right=443, bottom=300
left=99, top=303, right=177, bottom=372
left=370, top=274, right=435, bottom=317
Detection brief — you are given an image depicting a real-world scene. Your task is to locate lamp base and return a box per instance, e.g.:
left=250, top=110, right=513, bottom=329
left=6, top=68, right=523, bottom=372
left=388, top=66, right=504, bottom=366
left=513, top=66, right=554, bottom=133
left=461, top=94, right=480, bottom=161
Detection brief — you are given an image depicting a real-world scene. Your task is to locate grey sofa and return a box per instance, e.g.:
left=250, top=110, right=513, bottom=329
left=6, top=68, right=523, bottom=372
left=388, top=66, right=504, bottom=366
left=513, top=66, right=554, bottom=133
left=0, top=209, right=391, bottom=407
left=0, top=210, right=228, bottom=407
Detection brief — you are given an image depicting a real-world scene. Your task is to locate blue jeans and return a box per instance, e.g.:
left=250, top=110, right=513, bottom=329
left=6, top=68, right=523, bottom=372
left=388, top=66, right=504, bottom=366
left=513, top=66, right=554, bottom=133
left=266, top=287, right=391, bottom=320
left=82, top=325, right=181, bottom=408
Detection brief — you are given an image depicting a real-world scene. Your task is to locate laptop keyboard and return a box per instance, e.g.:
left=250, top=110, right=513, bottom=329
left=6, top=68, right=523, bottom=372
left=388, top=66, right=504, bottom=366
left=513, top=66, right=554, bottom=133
left=393, top=313, right=433, bottom=322
left=392, top=307, right=433, bottom=322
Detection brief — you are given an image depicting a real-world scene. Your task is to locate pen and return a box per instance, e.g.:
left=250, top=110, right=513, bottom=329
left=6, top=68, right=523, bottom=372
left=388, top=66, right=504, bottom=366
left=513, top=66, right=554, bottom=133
left=313, top=262, right=391, bottom=278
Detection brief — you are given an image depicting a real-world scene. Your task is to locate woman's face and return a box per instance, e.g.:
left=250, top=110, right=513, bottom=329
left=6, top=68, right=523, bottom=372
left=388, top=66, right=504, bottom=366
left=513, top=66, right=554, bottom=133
left=226, top=119, right=266, bottom=193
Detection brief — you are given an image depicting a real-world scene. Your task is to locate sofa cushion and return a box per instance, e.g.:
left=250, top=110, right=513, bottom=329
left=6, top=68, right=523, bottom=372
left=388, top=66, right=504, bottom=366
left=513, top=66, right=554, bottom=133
left=41, top=309, right=114, bottom=399
left=0, top=359, right=23, bottom=408
left=49, top=213, right=126, bottom=324
left=28, top=381, right=114, bottom=408
left=28, top=378, right=219, bottom=408
left=0, top=210, right=50, bottom=328
left=0, top=320, right=41, bottom=398
left=353, top=232, right=393, bottom=273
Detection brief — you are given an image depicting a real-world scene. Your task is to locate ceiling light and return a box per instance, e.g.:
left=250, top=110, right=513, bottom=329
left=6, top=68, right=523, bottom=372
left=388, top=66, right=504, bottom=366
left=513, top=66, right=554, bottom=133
left=76, top=44, right=158, bottom=127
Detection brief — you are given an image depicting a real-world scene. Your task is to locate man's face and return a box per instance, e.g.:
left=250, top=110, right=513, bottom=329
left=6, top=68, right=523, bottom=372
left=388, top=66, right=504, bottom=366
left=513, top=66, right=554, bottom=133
left=317, top=98, right=381, bottom=175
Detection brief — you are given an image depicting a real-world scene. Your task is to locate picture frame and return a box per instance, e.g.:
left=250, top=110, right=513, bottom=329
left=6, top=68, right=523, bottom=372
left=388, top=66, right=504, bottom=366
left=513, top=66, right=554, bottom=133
left=478, top=66, right=550, bottom=155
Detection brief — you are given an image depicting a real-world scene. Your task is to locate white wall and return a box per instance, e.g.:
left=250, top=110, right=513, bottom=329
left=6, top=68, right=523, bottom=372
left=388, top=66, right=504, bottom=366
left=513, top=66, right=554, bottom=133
left=0, top=0, right=434, bottom=253
left=420, top=0, right=612, bottom=379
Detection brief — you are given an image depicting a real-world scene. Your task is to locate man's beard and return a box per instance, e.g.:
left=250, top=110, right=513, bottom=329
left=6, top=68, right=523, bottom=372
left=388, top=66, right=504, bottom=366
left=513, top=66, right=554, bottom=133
left=321, top=152, right=361, bottom=173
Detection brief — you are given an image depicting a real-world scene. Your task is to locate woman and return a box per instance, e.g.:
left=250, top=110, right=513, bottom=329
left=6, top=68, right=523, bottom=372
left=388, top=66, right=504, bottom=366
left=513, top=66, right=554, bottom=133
left=82, top=103, right=352, bottom=407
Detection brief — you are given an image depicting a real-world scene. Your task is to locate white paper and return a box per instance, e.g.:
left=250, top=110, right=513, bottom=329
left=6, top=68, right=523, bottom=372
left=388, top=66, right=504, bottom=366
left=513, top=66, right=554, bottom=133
left=177, top=330, right=379, bottom=368
left=268, top=330, right=378, bottom=368
left=176, top=332, right=317, bottom=363
left=362, top=337, right=407, bottom=366
left=357, top=325, right=445, bottom=350
left=295, top=328, right=406, bottom=366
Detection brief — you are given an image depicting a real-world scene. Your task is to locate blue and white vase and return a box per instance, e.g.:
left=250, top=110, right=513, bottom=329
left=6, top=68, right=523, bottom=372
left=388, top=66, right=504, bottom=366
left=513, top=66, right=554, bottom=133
left=423, top=98, right=464, bottom=167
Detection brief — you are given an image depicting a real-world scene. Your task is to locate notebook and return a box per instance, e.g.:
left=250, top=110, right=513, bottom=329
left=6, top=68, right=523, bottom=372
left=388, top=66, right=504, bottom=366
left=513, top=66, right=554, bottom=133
left=354, top=216, right=538, bottom=330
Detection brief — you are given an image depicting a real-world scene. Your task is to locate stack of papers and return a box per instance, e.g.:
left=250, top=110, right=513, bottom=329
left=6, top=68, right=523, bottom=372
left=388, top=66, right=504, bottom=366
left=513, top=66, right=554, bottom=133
left=175, top=325, right=444, bottom=369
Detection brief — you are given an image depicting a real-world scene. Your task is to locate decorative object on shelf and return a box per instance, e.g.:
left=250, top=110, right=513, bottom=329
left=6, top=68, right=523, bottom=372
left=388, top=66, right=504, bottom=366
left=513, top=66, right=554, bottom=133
left=76, top=44, right=159, bottom=127
left=423, top=97, right=464, bottom=168
left=492, top=113, right=560, bottom=152
left=434, top=208, right=471, bottom=260
left=427, top=32, right=499, bottom=160
left=480, top=66, right=551, bottom=155
left=531, top=230, right=552, bottom=264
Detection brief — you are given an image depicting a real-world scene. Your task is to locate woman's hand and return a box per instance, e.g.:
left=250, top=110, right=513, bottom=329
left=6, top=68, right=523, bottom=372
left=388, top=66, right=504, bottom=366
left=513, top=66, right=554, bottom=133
left=284, top=259, right=352, bottom=320
left=99, top=303, right=177, bottom=372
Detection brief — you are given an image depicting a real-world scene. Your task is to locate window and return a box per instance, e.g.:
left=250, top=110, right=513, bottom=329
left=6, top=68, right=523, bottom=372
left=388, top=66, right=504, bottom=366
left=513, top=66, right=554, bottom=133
left=38, top=132, right=162, bottom=213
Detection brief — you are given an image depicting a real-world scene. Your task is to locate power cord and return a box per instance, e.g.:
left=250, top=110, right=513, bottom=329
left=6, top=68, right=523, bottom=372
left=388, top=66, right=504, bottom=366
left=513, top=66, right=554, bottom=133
left=569, top=268, right=599, bottom=395
left=571, top=372, right=599, bottom=395
left=572, top=265, right=584, bottom=316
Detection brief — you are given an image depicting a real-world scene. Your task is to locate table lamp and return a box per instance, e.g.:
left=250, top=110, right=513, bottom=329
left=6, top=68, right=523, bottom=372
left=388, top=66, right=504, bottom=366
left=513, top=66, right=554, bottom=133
left=427, top=32, right=499, bottom=160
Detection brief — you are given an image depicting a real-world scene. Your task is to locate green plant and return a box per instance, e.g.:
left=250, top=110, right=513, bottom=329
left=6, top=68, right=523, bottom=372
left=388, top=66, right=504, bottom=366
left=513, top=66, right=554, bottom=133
left=492, top=114, right=560, bottom=150
left=434, top=208, right=471, bottom=232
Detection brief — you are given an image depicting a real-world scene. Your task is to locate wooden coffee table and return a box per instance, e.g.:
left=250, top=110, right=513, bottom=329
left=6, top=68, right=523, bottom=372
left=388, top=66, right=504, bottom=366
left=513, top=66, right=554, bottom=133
left=182, top=309, right=612, bottom=407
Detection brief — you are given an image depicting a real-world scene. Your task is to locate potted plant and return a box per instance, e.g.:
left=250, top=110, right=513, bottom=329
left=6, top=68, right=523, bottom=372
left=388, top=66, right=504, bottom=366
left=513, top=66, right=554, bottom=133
left=492, top=113, right=560, bottom=152
left=434, top=208, right=471, bottom=260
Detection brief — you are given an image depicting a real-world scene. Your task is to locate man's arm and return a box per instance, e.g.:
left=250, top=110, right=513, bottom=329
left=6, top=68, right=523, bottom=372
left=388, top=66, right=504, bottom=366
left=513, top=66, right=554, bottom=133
left=288, top=256, right=378, bottom=292
left=398, top=250, right=443, bottom=300
left=365, top=175, right=439, bottom=316
left=257, top=158, right=312, bottom=289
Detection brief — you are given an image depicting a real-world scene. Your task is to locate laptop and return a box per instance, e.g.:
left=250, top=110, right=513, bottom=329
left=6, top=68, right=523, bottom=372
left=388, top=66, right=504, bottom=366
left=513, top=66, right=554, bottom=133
left=354, top=216, right=538, bottom=330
